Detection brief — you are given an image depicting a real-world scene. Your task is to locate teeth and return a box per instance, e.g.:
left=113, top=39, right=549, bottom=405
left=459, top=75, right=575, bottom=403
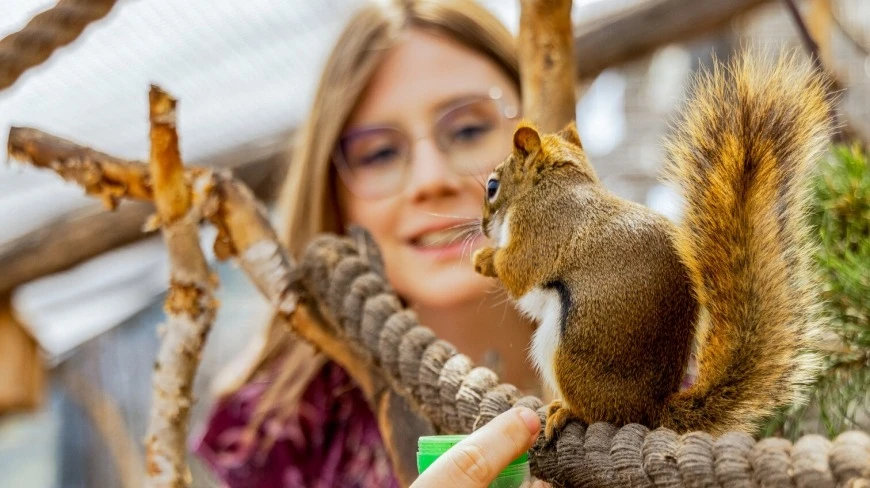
left=416, top=227, right=471, bottom=247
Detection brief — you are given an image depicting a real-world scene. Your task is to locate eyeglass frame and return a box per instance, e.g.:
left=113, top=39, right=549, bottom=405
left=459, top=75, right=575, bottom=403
left=331, top=86, right=520, bottom=200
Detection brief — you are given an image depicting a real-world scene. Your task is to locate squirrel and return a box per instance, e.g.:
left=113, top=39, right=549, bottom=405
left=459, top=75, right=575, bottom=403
left=472, top=49, right=833, bottom=438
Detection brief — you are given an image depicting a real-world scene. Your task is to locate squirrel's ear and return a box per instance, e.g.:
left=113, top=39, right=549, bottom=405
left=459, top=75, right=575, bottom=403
left=557, top=120, right=583, bottom=149
left=513, top=124, right=541, bottom=156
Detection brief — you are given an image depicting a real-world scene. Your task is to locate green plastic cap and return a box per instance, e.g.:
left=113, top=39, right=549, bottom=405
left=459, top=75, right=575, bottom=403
left=417, top=435, right=530, bottom=487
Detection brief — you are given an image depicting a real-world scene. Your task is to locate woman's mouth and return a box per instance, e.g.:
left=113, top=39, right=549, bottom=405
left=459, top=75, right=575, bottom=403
left=410, top=227, right=483, bottom=260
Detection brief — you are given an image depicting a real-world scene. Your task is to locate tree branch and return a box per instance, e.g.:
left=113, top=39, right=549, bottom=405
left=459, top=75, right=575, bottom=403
left=7, top=127, right=154, bottom=209
left=781, top=0, right=826, bottom=75
left=573, top=0, right=772, bottom=80
left=143, top=86, right=217, bottom=488
left=780, top=0, right=850, bottom=143
left=1, top=129, right=287, bottom=295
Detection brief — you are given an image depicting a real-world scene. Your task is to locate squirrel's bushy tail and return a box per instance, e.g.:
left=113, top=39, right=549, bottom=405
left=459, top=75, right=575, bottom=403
left=661, top=49, right=833, bottom=434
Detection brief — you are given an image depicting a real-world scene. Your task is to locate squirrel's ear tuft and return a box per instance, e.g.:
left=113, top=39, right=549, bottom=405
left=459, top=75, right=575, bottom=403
left=557, top=120, right=583, bottom=149
left=513, top=123, right=541, bottom=156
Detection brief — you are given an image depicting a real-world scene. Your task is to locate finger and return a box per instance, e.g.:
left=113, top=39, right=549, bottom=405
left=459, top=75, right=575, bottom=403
left=412, top=407, right=541, bottom=488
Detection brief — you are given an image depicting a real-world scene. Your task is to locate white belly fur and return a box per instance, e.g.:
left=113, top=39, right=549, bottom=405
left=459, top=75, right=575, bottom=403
left=517, top=287, right=562, bottom=397
left=490, top=210, right=511, bottom=248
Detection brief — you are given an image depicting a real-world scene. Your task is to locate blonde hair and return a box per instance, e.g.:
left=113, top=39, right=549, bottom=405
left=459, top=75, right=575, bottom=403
left=220, top=0, right=520, bottom=411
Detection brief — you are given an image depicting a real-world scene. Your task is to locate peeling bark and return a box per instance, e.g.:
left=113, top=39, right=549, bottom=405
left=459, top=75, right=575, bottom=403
left=143, top=86, right=217, bottom=488
left=2, top=128, right=286, bottom=295
left=7, top=127, right=155, bottom=210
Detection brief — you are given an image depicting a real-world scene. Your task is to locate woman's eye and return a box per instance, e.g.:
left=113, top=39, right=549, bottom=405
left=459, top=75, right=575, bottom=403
left=452, top=123, right=492, bottom=143
left=358, top=146, right=400, bottom=167
left=486, top=178, right=499, bottom=201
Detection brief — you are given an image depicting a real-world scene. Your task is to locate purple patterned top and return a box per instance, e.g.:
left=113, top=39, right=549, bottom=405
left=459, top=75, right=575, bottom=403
left=192, top=361, right=400, bottom=487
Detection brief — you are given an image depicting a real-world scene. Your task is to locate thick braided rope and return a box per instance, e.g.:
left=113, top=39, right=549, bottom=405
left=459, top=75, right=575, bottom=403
left=300, top=233, right=870, bottom=487
left=0, top=0, right=119, bottom=91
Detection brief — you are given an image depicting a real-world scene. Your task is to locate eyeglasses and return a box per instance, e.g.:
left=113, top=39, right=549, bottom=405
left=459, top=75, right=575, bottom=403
left=332, top=88, right=519, bottom=200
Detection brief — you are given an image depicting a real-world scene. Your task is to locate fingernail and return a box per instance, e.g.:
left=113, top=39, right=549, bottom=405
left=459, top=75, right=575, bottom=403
left=516, top=407, right=541, bottom=435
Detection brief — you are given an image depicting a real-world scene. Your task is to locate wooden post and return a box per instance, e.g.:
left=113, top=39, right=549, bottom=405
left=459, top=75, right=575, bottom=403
left=518, top=0, right=577, bottom=134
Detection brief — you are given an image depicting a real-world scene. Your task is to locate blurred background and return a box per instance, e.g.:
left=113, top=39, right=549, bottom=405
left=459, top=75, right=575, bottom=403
left=0, top=0, right=868, bottom=486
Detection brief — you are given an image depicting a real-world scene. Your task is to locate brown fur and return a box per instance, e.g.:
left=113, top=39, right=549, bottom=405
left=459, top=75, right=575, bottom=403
left=472, top=49, right=831, bottom=436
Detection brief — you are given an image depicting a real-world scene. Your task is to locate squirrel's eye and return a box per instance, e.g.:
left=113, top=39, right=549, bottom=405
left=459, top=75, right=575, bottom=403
left=486, top=178, right=500, bottom=202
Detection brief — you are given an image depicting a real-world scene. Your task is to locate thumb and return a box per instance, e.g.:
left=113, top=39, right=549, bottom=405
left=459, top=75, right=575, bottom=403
left=411, top=407, right=541, bottom=488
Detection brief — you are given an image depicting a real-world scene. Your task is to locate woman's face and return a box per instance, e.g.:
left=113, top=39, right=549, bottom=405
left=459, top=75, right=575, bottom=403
left=336, top=28, right=519, bottom=309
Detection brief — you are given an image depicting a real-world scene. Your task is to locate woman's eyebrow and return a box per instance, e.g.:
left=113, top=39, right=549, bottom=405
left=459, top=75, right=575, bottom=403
left=340, top=91, right=496, bottom=138
left=339, top=124, right=394, bottom=142
left=430, top=92, right=492, bottom=116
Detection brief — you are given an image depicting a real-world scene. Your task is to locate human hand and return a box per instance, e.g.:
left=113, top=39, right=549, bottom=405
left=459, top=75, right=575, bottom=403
left=411, top=406, right=550, bottom=488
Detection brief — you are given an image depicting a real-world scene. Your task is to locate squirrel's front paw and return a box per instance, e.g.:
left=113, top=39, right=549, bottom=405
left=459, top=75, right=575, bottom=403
left=472, top=247, right=498, bottom=278
left=544, top=399, right=572, bottom=441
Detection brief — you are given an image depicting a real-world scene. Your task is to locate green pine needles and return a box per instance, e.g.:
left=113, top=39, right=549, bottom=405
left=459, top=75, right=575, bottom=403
left=763, top=143, right=870, bottom=440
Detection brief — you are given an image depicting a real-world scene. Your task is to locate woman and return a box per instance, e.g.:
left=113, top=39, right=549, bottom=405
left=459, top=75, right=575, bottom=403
left=193, top=1, right=542, bottom=486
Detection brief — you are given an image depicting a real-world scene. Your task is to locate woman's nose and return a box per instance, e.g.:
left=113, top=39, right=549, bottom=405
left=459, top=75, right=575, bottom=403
left=405, top=138, right=461, bottom=202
